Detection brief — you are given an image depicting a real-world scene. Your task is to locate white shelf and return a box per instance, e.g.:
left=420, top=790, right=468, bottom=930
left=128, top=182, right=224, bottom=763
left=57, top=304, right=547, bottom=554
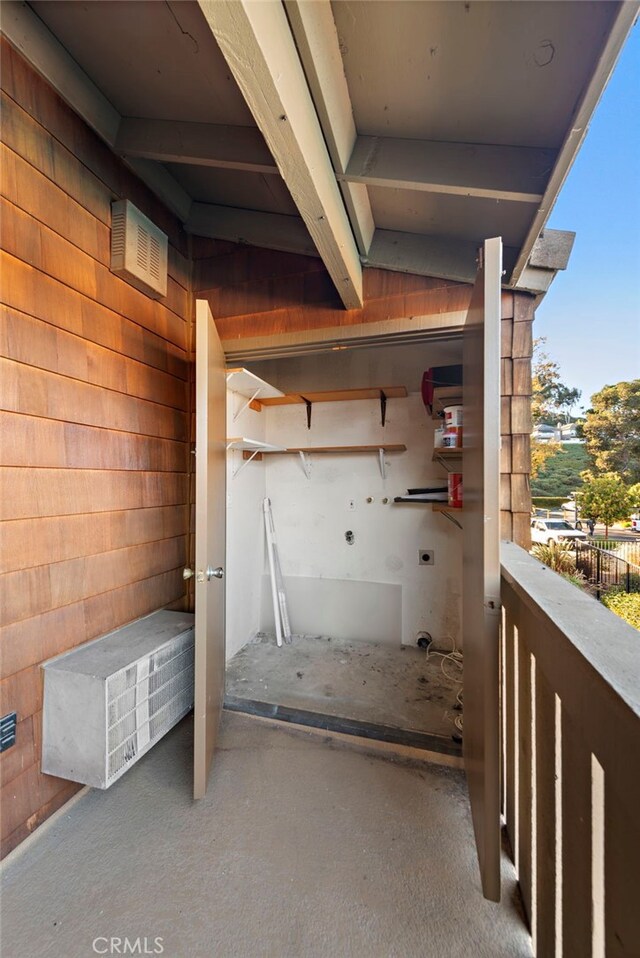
left=226, top=368, right=284, bottom=400
left=226, top=437, right=286, bottom=480
left=227, top=438, right=285, bottom=453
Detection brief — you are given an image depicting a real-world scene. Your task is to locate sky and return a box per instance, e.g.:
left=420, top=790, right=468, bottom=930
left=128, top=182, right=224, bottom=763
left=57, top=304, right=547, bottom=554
left=533, top=19, right=640, bottom=412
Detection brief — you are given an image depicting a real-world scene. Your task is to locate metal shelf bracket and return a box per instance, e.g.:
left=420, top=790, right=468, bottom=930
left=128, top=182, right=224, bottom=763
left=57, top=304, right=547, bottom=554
left=233, top=449, right=259, bottom=479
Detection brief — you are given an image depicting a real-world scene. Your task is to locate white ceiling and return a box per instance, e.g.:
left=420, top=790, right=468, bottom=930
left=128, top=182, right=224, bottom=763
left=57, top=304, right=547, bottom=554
left=30, top=0, right=255, bottom=125
left=16, top=0, right=636, bottom=305
left=332, top=1, right=619, bottom=148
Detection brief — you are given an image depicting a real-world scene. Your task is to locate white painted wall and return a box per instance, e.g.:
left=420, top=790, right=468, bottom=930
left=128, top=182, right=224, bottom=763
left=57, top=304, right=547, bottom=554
left=225, top=390, right=267, bottom=662
left=225, top=343, right=464, bottom=659
left=254, top=343, right=463, bottom=649
left=261, top=395, right=461, bottom=648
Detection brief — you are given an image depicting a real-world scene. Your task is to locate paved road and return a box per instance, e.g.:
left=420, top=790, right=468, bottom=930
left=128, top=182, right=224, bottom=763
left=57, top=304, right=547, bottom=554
left=591, top=528, right=639, bottom=542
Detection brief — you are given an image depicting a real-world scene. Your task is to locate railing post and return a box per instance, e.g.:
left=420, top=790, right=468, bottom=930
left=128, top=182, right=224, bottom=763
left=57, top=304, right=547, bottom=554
left=626, top=562, right=631, bottom=594
left=596, top=549, right=601, bottom=600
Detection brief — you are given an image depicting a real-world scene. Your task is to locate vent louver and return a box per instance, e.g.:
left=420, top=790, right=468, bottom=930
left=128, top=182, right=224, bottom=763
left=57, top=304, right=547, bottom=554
left=111, top=199, right=168, bottom=298
left=42, top=612, right=194, bottom=789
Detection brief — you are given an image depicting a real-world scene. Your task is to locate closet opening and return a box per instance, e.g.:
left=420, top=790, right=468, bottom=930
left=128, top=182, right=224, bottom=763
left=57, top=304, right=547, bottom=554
left=224, top=336, right=466, bottom=761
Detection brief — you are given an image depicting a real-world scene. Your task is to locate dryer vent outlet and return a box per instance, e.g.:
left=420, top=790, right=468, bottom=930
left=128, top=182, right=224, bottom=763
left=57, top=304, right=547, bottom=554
left=111, top=199, right=168, bottom=298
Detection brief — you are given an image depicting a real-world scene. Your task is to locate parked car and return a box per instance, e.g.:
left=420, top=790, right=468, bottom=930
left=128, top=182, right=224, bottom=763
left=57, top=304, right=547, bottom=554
left=530, top=518, right=589, bottom=546
left=631, top=515, right=640, bottom=534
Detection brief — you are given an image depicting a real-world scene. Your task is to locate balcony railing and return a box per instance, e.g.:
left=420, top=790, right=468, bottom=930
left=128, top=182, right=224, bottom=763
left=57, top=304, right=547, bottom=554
left=574, top=541, right=640, bottom=599
left=500, top=542, right=640, bottom=958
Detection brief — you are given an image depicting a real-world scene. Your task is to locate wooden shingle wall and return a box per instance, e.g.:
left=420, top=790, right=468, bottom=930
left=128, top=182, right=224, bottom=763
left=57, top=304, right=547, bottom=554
left=0, top=41, right=193, bottom=857
left=501, top=292, right=534, bottom=549
left=0, top=41, right=535, bottom=857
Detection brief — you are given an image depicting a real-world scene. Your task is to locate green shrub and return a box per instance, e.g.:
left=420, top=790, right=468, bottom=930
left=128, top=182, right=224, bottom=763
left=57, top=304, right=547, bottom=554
left=531, top=541, right=576, bottom=574
left=601, top=591, right=640, bottom=631
left=561, top=571, right=595, bottom=594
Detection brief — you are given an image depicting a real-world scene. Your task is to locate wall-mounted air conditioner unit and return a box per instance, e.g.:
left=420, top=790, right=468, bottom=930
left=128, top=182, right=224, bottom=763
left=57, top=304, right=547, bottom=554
left=42, top=611, right=194, bottom=789
left=111, top=199, right=168, bottom=298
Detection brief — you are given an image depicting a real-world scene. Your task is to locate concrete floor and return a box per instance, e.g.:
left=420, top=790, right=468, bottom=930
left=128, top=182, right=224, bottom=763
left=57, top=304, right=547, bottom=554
left=226, top=635, right=461, bottom=740
left=0, top=713, right=530, bottom=958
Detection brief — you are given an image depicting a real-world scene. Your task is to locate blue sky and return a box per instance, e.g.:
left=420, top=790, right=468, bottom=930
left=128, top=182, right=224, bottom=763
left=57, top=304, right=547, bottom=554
left=533, top=20, right=640, bottom=411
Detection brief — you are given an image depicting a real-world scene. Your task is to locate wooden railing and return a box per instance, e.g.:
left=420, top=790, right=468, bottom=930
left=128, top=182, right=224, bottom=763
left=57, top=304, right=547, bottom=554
left=500, top=542, right=640, bottom=958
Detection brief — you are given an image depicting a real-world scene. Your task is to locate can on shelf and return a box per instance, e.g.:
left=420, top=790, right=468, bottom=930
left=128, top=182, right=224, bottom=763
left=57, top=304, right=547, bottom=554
left=444, top=405, right=463, bottom=428
left=442, top=428, right=462, bottom=448
left=443, top=405, right=463, bottom=447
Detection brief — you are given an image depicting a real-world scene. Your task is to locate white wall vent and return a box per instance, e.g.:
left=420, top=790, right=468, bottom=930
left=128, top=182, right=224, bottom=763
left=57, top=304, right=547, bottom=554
left=42, top=611, right=194, bottom=789
left=111, top=199, right=168, bottom=298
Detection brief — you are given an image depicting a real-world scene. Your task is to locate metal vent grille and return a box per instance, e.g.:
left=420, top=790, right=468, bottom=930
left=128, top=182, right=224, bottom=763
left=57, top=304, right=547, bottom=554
left=106, top=631, right=194, bottom=783
left=111, top=199, right=167, bottom=298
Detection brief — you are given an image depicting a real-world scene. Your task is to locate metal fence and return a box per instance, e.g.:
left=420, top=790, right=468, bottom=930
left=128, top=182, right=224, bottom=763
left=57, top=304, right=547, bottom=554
left=590, top=538, right=640, bottom=567
left=574, top=541, right=640, bottom=599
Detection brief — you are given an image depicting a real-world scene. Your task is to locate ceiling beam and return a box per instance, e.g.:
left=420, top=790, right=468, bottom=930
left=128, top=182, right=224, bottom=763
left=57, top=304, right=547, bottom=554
left=527, top=229, right=576, bottom=271
left=340, top=137, right=557, bottom=204
left=196, top=0, right=363, bottom=309
left=284, top=0, right=374, bottom=256
left=186, top=203, right=318, bottom=258
left=187, top=202, right=526, bottom=287
left=1, top=0, right=120, bottom=145
left=1, top=0, right=192, bottom=223
left=509, top=0, right=640, bottom=285
left=366, top=230, right=519, bottom=285
left=116, top=117, right=278, bottom=175
left=365, top=230, right=479, bottom=285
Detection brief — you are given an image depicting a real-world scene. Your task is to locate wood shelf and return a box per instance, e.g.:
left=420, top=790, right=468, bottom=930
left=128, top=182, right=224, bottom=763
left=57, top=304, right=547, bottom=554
left=259, top=386, right=407, bottom=407
left=262, top=444, right=406, bottom=455
left=432, top=448, right=463, bottom=470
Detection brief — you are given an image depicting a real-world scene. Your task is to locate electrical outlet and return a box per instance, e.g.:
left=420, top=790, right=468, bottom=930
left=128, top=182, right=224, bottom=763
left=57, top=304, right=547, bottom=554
left=419, top=550, right=435, bottom=566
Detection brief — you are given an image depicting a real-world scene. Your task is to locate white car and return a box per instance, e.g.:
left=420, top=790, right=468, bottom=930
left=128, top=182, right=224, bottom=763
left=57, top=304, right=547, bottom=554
left=530, top=518, right=588, bottom=546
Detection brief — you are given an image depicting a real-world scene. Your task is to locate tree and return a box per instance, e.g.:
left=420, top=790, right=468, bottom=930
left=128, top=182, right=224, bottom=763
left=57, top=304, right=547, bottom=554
left=530, top=439, right=561, bottom=479
left=628, top=483, right=640, bottom=514
left=532, top=338, right=582, bottom=425
left=582, top=380, right=640, bottom=483
left=575, top=471, right=630, bottom=537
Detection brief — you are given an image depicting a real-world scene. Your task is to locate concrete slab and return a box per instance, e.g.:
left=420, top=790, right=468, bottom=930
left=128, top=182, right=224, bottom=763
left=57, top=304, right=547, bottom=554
left=0, top=713, right=530, bottom=958
left=226, top=634, right=461, bottom=740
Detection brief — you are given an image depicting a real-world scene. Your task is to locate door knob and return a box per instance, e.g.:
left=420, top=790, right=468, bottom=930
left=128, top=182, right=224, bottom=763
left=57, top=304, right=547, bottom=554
left=207, top=566, right=224, bottom=580
left=183, top=567, right=194, bottom=580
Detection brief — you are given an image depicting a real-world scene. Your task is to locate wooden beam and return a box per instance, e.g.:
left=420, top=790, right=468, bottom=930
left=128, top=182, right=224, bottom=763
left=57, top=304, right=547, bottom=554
left=1, top=0, right=120, bottom=146
left=509, top=0, right=640, bottom=284
left=125, top=157, right=192, bottom=223
left=341, top=136, right=557, bottom=204
left=528, top=229, right=576, bottom=271
left=196, top=0, right=363, bottom=309
left=515, top=266, right=557, bottom=296
left=284, top=0, right=374, bottom=256
left=116, top=117, right=278, bottom=175
left=1, top=0, right=192, bottom=224
left=366, top=230, right=520, bottom=285
left=365, top=229, right=478, bottom=284
left=186, top=203, right=318, bottom=258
